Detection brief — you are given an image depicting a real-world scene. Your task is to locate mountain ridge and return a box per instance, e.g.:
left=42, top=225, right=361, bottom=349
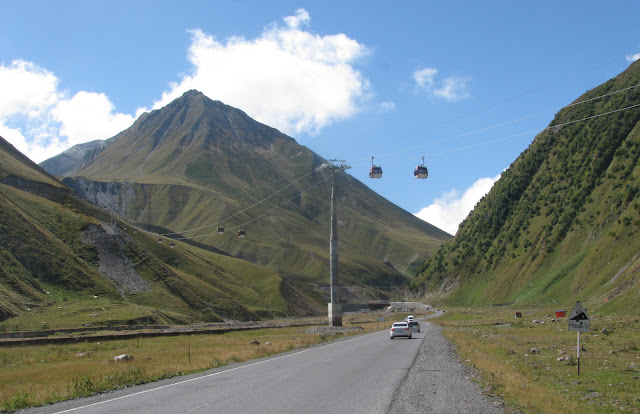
left=38, top=139, right=107, bottom=176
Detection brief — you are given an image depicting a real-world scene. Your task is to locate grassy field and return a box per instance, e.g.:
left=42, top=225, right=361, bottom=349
left=0, top=312, right=408, bottom=411
left=435, top=306, right=640, bottom=413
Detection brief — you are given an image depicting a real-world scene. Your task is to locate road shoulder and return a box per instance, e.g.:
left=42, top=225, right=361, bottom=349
left=388, top=321, right=506, bottom=413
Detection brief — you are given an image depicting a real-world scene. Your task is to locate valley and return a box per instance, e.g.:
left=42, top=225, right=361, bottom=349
left=1, top=58, right=640, bottom=414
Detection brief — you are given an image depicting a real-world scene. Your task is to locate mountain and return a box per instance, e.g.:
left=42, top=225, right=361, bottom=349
left=410, top=60, right=640, bottom=314
left=38, top=139, right=107, bottom=176
left=42, top=90, right=451, bottom=301
left=0, top=134, right=325, bottom=329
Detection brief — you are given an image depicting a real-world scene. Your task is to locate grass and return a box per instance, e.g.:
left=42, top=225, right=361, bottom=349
left=0, top=296, right=189, bottom=332
left=435, top=306, right=640, bottom=413
left=0, top=312, right=398, bottom=411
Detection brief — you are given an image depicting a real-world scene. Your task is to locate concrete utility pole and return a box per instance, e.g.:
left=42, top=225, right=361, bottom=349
left=327, top=160, right=350, bottom=327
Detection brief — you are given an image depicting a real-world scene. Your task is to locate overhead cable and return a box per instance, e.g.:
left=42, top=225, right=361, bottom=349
left=356, top=83, right=640, bottom=168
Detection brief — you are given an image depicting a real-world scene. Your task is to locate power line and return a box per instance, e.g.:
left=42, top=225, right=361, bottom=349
left=364, top=53, right=636, bottom=163
left=113, top=169, right=332, bottom=243
left=173, top=173, right=332, bottom=241
left=157, top=165, right=322, bottom=236
left=121, top=168, right=317, bottom=215
left=353, top=82, right=640, bottom=168
left=381, top=102, right=640, bottom=162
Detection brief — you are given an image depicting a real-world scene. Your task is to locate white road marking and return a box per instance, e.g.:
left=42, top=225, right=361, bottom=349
left=52, top=340, right=344, bottom=413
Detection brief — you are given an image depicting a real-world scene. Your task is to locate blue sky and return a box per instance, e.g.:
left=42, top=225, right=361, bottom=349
left=2, top=1, right=639, bottom=234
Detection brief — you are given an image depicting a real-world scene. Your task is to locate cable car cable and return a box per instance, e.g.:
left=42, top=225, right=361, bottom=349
left=354, top=83, right=640, bottom=169
left=172, top=174, right=331, bottom=241
left=121, top=167, right=320, bottom=215
left=423, top=102, right=640, bottom=158
left=361, top=52, right=637, bottom=163
left=112, top=169, right=332, bottom=243
left=155, top=166, right=321, bottom=236
left=356, top=101, right=640, bottom=168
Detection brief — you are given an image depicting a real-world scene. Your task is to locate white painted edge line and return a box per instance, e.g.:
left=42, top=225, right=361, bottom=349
left=51, top=336, right=348, bottom=413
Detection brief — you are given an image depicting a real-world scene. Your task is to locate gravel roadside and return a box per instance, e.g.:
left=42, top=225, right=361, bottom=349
left=388, top=319, right=506, bottom=414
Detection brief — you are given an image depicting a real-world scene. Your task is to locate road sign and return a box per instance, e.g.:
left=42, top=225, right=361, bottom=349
left=568, top=301, right=591, bottom=375
left=568, top=302, right=590, bottom=332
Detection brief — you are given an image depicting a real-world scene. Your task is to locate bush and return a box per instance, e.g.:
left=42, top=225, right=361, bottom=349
left=4, top=390, right=33, bottom=410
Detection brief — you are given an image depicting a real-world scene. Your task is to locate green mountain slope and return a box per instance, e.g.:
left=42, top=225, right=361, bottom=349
left=410, top=60, right=640, bottom=314
left=0, top=136, right=324, bottom=329
left=52, top=90, right=450, bottom=301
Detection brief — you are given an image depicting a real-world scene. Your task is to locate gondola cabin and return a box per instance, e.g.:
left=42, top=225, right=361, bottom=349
left=217, top=227, right=225, bottom=234
left=238, top=230, right=246, bottom=238
left=414, top=165, right=428, bottom=179
left=369, top=156, right=383, bottom=179
left=157, top=238, right=163, bottom=244
left=369, top=166, right=383, bottom=179
left=170, top=242, right=175, bottom=248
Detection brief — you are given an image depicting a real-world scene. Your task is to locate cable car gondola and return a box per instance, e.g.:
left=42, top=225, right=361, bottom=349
left=217, top=227, right=225, bottom=235
left=369, top=156, right=382, bottom=179
left=170, top=242, right=175, bottom=248
left=414, top=156, right=429, bottom=179
left=238, top=230, right=246, bottom=239
left=157, top=238, right=163, bottom=244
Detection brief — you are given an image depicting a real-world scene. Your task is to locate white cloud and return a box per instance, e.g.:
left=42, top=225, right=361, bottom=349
left=414, top=174, right=500, bottom=235
left=433, top=76, right=470, bottom=101
left=626, top=53, right=640, bottom=63
left=150, top=9, right=371, bottom=136
left=413, top=67, right=437, bottom=89
left=0, top=124, right=29, bottom=153
left=283, top=8, right=310, bottom=29
left=51, top=91, right=134, bottom=144
left=0, top=60, right=60, bottom=117
left=413, top=67, right=470, bottom=102
left=0, top=60, right=134, bottom=163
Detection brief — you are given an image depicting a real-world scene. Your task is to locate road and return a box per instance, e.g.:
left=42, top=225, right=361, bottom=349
left=23, top=319, right=431, bottom=414
left=389, top=321, right=505, bottom=413
left=22, top=311, right=503, bottom=414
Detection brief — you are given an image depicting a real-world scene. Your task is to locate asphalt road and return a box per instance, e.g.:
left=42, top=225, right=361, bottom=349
left=21, top=311, right=503, bottom=414
left=23, top=321, right=428, bottom=414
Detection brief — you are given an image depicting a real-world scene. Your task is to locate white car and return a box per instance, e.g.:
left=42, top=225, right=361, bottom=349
left=408, top=320, right=420, bottom=332
left=390, top=322, right=412, bottom=339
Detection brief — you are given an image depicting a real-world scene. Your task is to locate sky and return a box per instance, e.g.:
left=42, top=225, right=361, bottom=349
left=2, top=1, right=640, bottom=235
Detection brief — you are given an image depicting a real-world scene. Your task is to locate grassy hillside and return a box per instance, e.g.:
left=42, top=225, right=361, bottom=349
left=0, top=136, right=64, bottom=188
left=0, top=136, right=325, bottom=330
left=410, top=60, right=640, bottom=313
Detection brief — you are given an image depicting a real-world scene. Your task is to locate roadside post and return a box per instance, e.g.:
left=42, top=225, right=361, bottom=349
left=567, top=301, right=591, bottom=375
